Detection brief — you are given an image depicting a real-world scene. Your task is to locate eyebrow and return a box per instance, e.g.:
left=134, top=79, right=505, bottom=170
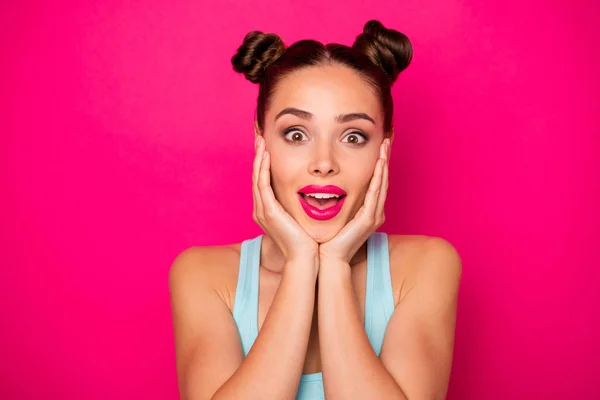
left=274, top=107, right=375, bottom=125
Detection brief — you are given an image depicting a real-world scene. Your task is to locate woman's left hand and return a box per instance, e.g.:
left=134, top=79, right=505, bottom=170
left=319, top=138, right=390, bottom=264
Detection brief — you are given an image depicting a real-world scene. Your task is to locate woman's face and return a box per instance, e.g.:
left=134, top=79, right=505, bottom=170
left=260, top=64, right=387, bottom=244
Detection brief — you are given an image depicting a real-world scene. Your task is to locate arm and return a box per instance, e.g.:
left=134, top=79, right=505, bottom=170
left=318, top=237, right=462, bottom=399
left=169, top=247, right=317, bottom=400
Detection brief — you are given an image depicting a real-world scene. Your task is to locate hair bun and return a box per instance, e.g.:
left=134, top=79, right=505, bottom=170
left=231, top=31, right=286, bottom=83
left=353, top=20, right=413, bottom=84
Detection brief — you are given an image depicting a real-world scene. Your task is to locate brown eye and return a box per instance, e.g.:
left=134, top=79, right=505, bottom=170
left=343, top=132, right=367, bottom=145
left=283, top=128, right=308, bottom=143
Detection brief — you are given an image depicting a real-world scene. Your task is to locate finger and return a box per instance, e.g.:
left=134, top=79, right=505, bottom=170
left=253, top=136, right=265, bottom=218
left=385, top=137, right=391, bottom=162
left=373, top=139, right=390, bottom=218
left=252, top=136, right=265, bottom=187
left=376, top=154, right=389, bottom=221
left=363, top=157, right=385, bottom=220
left=364, top=139, right=388, bottom=222
left=257, top=150, right=281, bottom=216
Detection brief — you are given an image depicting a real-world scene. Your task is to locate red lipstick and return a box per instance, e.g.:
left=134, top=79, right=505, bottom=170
left=298, top=185, right=346, bottom=221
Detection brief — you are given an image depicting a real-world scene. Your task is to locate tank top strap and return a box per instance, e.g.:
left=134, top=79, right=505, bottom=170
left=232, top=234, right=263, bottom=356
left=364, top=232, right=395, bottom=356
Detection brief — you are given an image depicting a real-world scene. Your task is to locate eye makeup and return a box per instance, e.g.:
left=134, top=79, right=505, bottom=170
left=281, top=126, right=370, bottom=146
left=342, top=131, right=369, bottom=145
left=282, top=126, right=309, bottom=144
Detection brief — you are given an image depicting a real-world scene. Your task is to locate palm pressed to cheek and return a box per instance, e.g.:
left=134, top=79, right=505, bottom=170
left=266, top=145, right=300, bottom=209
left=343, top=155, right=379, bottom=219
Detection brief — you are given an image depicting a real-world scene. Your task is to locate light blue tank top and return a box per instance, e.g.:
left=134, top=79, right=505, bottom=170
left=232, top=232, right=395, bottom=399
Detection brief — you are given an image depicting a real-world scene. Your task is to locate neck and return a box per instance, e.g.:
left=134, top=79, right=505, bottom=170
left=259, top=233, right=368, bottom=275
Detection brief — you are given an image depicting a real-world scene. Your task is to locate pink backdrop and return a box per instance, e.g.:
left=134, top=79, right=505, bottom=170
left=1, top=0, right=599, bottom=398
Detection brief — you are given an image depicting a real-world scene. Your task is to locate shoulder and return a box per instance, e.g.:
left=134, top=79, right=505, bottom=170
left=379, top=235, right=461, bottom=399
left=168, top=243, right=243, bottom=310
left=386, top=234, right=462, bottom=299
left=169, top=243, right=241, bottom=282
left=387, top=233, right=461, bottom=272
left=414, top=236, right=462, bottom=280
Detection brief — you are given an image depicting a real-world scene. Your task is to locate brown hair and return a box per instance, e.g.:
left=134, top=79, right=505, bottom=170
left=231, top=20, right=412, bottom=135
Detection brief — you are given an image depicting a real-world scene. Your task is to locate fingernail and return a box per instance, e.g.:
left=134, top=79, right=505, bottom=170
left=263, top=150, right=268, bottom=159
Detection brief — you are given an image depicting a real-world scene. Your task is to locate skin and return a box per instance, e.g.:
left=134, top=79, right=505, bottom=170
left=169, top=64, right=462, bottom=399
left=263, top=64, right=384, bottom=247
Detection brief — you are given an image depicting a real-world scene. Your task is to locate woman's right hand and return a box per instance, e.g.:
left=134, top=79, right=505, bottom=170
left=253, top=135, right=319, bottom=273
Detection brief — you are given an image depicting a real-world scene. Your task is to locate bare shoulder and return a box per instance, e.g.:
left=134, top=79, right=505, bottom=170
left=168, top=242, right=247, bottom=398
left=379, top=235, right=462, bottom=399
left=168, top=242, right=243, bottom=311
left=387, top=234, right=461, bottom=272
left=386, top=234, right=462, bottom=301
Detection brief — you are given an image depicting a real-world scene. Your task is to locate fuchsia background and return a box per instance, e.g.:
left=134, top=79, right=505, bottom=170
left=1, top=0, right=599, bottom=398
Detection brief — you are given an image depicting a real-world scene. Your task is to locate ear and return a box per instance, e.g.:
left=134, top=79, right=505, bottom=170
left=254, top=121, right=262, bottom=138
left=387, top=127, right=395, bottom=145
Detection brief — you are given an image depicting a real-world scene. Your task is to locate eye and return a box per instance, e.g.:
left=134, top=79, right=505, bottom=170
left=283, top=128, right=308, bottom=143
left=342, top=131, right=367, bottom=145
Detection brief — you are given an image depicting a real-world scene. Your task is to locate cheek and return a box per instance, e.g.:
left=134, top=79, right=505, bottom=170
left=268, top=157, right=298, bottom=200
left=347, top=160, right=377, bottom=195
left=355, top=174, right=374, bottom=200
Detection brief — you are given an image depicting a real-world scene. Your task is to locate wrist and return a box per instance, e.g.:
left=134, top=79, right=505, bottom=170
left=318, top=242, right=355, bottom=264
left=318, top=256, right=350, bottom=277
left=284, top=257, right=319, bottom=280
left=318, top=250, right=349, bottom=265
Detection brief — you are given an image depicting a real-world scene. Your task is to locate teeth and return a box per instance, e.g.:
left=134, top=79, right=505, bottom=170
left=305, top=193, right=340, bottom=199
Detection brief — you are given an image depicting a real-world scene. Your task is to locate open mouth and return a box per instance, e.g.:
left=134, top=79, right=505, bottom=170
left=299, top=192, right=345, bottom=209
left=297, top=185, right=347, bottom=221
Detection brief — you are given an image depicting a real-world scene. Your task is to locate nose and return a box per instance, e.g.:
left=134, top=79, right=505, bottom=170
left=308, top=139, right=339, bottom=177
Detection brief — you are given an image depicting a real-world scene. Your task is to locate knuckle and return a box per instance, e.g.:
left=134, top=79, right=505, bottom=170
left=362, top=217, right=375, bottom=228
left=264, top=208, right=277, bottom=220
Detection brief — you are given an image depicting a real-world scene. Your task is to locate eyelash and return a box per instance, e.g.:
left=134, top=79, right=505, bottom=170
left=282, top=127, right=368, bottom=146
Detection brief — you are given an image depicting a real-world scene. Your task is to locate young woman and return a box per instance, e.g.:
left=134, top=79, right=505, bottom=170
left=169, top=20, right=462, bottom=400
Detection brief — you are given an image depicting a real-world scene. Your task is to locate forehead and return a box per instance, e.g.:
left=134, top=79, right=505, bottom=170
left=266, top=65, right=382, bottom=124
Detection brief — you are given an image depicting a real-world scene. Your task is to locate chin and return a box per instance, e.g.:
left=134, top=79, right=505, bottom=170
left=279, top=193, right=360, bottom=244
left=301, top=220, right=345, bottom=244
